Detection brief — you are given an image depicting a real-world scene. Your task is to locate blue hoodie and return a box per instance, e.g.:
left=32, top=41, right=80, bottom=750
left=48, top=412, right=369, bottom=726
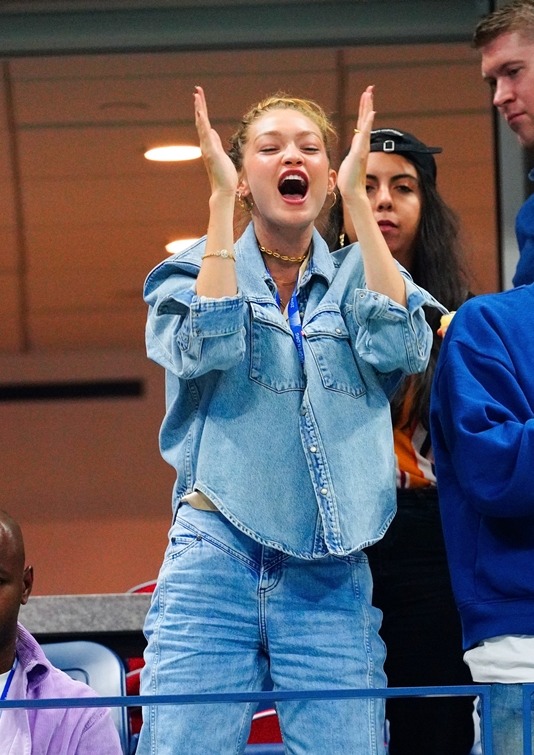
left=512, top=171, right=534, bottom=287
left=430, top=284, right=534, bottom=649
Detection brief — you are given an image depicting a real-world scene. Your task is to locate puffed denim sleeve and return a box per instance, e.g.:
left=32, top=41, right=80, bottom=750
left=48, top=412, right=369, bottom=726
left=144, top=263, right=246, bottom=378
left=350, top=275, right=444, bottom=375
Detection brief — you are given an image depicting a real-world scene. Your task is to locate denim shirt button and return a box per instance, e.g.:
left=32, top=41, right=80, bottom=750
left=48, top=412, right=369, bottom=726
left=335, top=328, right=341, bottom=334
left=320, top=487, right=328, bottom=496
left=309, top=445, right=317, bottom=453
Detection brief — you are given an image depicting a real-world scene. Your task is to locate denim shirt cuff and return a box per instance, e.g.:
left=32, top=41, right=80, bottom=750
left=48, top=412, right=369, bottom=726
left=155, top=287, right=244, bottom=337
left=189, top=292, right=245, bottom=337
left=405, top=278, right=447, bottom=314
left=354, top=279, right=446, bottom=320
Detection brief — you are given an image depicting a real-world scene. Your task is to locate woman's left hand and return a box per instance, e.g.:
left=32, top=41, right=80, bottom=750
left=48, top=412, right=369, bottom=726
left=335, top=86, right=407, bottom=307
left=336, top=85, right=375, bottom=205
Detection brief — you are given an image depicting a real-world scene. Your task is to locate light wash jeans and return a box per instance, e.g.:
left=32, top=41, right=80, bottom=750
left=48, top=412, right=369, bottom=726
left=480, top=684, right=534, bottom=755
left=137, top=504, right=386, bottom=755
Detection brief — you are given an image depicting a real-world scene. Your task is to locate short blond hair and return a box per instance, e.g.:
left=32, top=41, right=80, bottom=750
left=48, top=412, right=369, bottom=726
left=228, top=93, right=337, bottom=171
left=473, top=0, right=534, bottom=47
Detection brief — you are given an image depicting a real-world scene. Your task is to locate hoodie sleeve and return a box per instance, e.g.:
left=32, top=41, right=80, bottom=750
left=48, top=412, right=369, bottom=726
left=431, top=300, right=534, bottom=518
left=512, top=194, right=534, bottom=287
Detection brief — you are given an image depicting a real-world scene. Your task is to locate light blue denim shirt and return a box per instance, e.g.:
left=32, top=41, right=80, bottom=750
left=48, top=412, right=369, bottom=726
left=144, top=222, right=443, bottom=559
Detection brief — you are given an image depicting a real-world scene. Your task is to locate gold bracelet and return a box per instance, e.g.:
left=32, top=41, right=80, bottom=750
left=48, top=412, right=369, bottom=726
left=202, top=248, right=236, bottom=261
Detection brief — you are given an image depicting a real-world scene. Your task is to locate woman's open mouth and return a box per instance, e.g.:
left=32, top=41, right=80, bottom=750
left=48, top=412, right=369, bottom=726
left=278, top=171, right=309, bottom=202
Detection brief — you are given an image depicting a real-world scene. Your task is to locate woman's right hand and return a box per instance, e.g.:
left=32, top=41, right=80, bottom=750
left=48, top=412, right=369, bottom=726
left=194, top=86, right=238, bottom=300
left=194, top=85, right=238, bottom=198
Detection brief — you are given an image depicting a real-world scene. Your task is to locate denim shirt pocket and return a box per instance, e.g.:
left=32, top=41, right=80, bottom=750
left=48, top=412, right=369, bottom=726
left=249, top=302, right=306, bottom=392
left=303, top=307, right=367, bottom=398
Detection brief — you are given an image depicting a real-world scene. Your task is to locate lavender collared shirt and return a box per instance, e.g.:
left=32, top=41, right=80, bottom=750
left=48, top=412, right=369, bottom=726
left=0, top=623, right=123, bottom=754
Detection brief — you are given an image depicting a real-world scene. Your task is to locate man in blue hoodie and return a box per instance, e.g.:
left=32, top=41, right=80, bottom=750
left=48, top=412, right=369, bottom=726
left=430, top=289, right=534, bottom=754
left=473, top=0, right=534, bottom=286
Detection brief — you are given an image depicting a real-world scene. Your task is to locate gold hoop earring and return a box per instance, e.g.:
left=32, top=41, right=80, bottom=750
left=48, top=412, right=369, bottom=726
left=236, top=191, right=253, bottom=212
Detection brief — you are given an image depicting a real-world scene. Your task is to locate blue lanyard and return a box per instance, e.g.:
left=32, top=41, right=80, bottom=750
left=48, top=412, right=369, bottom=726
left=276, top=287, right=305, bottom=365
left=1, top=657, right=18, bottom=701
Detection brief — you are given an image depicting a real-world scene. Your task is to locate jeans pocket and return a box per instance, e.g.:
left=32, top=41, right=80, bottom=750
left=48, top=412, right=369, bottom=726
left=164, top=518, right=203, bottom=563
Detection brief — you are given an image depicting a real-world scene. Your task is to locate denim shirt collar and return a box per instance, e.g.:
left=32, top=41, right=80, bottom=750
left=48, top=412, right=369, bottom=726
left=145, top=221, right=335, bottom=312
left=234, top=221, right=335, bottom=294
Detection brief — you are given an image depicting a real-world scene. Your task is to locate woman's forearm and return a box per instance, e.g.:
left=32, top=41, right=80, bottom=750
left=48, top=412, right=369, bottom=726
left=345, top=193, right=407, bottom=306
left=196, top=190, right=238, bottom=298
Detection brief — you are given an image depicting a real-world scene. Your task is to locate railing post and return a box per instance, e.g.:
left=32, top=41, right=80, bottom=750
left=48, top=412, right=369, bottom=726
left=523, top=684, right=533, bottom=755
left=479, top=686, right=493, bottom=755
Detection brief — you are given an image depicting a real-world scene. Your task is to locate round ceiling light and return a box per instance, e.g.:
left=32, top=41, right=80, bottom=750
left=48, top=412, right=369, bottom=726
left=144, top=145, right=201, bottom=162
left=165, top=238, right=200, bottom=254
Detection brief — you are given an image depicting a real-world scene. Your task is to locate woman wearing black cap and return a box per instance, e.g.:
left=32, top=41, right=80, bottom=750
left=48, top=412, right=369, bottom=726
left=329, top=129, right=475, bottom=755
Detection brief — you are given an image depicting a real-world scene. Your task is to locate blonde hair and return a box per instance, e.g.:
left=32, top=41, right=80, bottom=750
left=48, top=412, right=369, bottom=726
left=228, top=92, right=337, bottom=171
left=473, top=0, right=534, bottom=47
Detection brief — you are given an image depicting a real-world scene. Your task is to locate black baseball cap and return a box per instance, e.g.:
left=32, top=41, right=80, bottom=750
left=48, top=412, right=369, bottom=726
left=370, top=128, right=443, bottom=183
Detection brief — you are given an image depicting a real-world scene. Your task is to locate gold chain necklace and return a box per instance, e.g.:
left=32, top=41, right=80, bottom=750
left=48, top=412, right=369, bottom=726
left=258, top=242, right=310, bottom=264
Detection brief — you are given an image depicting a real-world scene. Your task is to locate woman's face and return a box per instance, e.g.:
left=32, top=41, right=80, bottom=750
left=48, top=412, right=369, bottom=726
left=237, top=108, right=336, bottom=237
left=343, top=151, right=422, bottom=269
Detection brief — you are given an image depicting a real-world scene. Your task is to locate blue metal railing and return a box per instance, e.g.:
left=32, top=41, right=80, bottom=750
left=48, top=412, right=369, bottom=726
left=2, top=683, right=534, bottom=754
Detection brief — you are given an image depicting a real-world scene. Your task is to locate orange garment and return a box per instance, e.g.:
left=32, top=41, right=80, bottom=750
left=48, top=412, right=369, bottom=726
left=394, top=389, right=436, bottom=489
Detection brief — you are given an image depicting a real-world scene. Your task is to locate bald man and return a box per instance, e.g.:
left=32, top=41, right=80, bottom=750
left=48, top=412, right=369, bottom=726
left=0, top=510, right=123, bottom=754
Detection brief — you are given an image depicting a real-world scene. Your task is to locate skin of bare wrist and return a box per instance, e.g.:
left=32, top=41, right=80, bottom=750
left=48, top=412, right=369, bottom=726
left=209, top=189, right=236, bottom=209
left=341, top=192, right=370, bottom=211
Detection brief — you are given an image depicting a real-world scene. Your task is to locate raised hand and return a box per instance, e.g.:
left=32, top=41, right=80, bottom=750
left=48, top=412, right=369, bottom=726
left=335, top=86, right=406, bottom=305
left=194, top=85, right=238, bottom=197
left=336, top=85, right=375, bottom=205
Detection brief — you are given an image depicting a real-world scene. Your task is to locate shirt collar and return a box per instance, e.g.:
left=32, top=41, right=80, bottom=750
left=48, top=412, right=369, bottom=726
left=237, top=221, right=335, bottom=288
